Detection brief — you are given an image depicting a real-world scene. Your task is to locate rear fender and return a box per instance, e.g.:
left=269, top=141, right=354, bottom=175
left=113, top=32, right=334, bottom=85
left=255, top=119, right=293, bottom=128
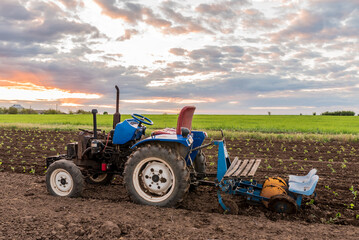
left=131, top=134, right=192, bottom=164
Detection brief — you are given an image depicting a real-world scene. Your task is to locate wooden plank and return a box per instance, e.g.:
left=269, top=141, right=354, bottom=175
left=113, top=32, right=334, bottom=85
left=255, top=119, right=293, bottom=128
left=240, top=159, right=255, bottom=177
left=248, top=159, right=261, bottom=177
left=224, top=157, right=241, bottom=177
left=224, top=157, right=239, bottom=177
left=233, top=159, right=249, bottom=177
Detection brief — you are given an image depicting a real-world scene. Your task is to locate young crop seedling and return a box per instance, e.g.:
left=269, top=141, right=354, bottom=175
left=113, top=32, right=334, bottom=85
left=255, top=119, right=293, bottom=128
left=349, top=186, right=357, bottom=199
left=306, top=199, right=315, bottom=206
left=327, top=212, right=342, bottom=224
left=344, top=203, right=354, bottom=209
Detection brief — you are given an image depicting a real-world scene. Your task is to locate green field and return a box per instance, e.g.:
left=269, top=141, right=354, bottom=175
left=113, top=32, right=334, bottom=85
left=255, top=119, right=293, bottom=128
left=1, top=114, right=359, bottom=136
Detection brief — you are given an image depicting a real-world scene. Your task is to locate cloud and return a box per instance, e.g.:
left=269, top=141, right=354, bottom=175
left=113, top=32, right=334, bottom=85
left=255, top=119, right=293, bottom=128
left=0, top=1, right=100, bottom=45
left=117, top=29, right=139, bottom=41
left=0, top=0, right=34, bottom=21
left=241, top=8, right=280, bottom=29
left=0, top=80, right=101, bottom=101
left=195, top=0, right=250, bottom=33
left=93, top=0, right=142, bottom=23
left=0, top=42, right=56, bottom=57
left=58, top=0, right=84, bottom=9
left=122, top=97, right=215, bottom=104
left=169, top=48, right=187, bottom=56
left=160, top=5, right=212, bottom=34
left=270, top=1, right=359, bottom=42
left=0, top=0, right=358, bottom=114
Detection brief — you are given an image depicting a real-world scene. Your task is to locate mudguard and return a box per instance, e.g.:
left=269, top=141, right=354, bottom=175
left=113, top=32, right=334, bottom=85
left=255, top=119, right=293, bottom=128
left=131, top=134, right=193, bottom=149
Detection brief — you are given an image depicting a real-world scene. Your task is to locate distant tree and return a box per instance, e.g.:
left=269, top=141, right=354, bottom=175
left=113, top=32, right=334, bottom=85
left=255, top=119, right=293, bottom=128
left=68, top=110, right=74, bottom=115
left=76, top=109, right=91, bottom=114
left=321, top=111, right=355, bottom=116
left=103, top=111, right=108, bottom=115
left=313, top=112, right=316, bottom=116
left=43, top=109, right=63, bottom=114
left=0, top=107, right=8, bottom=114
left=20, top=108, right=37, bottom=114
left=8, top=107, right=18, bottom=114
left=300, top=113, right=302, bottom=115
left=268, top=112, right=271, bottom=116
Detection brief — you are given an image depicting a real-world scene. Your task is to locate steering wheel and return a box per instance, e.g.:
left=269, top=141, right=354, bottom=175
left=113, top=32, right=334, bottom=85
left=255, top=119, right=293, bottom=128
left=131, top=113, right=154, bottom=126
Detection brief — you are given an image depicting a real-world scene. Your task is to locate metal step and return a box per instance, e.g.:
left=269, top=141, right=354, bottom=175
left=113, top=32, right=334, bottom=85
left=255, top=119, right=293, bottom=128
left=224, top=158, right=261, bottom=178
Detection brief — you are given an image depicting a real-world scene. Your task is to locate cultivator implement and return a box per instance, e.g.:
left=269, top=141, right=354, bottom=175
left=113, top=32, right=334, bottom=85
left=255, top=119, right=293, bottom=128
left=203, top=134, right=320, bottom=214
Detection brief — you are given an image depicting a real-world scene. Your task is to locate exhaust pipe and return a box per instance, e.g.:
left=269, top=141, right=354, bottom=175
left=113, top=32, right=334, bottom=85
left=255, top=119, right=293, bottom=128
left=92, top=109, right=98, bottom=139
left=113, top=85, right=121, bottom=129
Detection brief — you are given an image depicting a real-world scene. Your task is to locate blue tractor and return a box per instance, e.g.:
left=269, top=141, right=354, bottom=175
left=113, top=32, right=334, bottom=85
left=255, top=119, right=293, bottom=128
left=46, top=86, right=319, bottom=213
left=46, top=86, right=207, bottom=207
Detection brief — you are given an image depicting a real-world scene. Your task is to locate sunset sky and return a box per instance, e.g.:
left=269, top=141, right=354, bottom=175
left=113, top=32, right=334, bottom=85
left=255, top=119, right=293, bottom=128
left=0, top=0, right=358, bottom=114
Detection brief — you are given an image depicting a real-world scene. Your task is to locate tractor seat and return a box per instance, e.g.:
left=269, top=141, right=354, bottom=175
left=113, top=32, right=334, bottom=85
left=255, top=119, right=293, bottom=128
left=288, top=175, right=319, bottom=196
left=151, top=106, right=196, bottom=136
left=289, top=168, right=317, bottom=183
left=151, top=128, right=176, bottom=135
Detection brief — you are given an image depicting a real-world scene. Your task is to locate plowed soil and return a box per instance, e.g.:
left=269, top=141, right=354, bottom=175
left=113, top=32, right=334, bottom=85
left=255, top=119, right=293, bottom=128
left=1, top=128, right=359, bottom=239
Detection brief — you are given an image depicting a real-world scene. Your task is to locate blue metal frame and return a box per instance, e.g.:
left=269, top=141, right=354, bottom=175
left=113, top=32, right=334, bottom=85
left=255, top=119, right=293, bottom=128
left=214, top=140, right=230, bottom=181
left=189, top=131, right=206, bottom=162
left=217, top=191, right=229, bottom=212
left=215, top=139, right=317, bottom=211
left=215, top=139, right=269, bottom=204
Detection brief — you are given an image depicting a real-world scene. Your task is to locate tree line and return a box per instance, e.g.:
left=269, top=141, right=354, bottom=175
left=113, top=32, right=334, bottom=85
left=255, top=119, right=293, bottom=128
left=0, top=107, right=92, bottom=114
left=321, top=111, right=355, bottom=116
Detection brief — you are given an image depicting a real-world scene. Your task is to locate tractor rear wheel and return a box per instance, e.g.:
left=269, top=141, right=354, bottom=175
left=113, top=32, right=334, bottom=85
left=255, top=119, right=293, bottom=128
left=46, top=159, right=84, bottom=197
left=86, top=173, right=114, bottom=185
left=124, top=144, right=190, bottom=207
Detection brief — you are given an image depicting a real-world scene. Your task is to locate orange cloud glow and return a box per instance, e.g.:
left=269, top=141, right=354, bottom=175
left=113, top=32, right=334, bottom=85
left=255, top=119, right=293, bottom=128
left=0, top=80, right=102, bottom=101
left=61, top=103, right=84, bottom=107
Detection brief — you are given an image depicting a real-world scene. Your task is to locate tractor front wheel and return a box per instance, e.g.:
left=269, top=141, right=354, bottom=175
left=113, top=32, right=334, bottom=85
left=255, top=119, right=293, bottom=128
left=46, top=159, right=84, bottom=197
left=124, top=144, right=190, bottom=207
